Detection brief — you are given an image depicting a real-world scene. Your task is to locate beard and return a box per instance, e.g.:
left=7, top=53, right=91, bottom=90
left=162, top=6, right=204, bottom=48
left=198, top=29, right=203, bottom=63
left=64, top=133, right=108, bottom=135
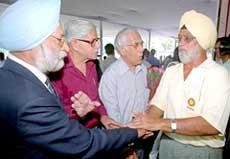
left=48, top=50, right=66, bottom=72
left=36, top=44, right=66, bottom=73
left=179, top=45, right=199, bottom=64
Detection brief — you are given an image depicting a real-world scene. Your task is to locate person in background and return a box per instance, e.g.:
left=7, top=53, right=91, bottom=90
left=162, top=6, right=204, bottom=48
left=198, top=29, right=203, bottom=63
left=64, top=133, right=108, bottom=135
left=100, top=43, right=117, bottom=72
left=146, top=49, right=160, bottom=67
left=215, top=36, right=230, bottom=71
left=162, top=55, right=174, bottom=70
left=165, top=47, right=180, bottom=69
left=50, top=19, right=118, bottom=129
left=0, top=0, right=150, bottom=158
left=128, top=10, right=230, bottom=159
left=99, top=27, right=150, bottom=159
left=94, top=57, right=103, bottom=82
left=142, top=48, right=151, bottom=67
left=214, top=37, right=224, bottom=64
left=0, top=52, right=4, bottom=67
left=172, top=46, right=180, bottom=62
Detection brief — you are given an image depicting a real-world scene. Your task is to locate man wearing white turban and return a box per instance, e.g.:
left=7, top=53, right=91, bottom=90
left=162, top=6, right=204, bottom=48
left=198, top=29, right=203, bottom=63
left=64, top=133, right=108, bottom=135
left=0, top=0, right=149, bottom=158
left=128, top=10, right=230, bottom=159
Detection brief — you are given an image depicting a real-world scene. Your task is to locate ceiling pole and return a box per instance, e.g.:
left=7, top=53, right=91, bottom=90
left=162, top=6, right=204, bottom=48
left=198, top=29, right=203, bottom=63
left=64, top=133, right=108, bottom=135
left=99, top=18, right=103, bottom=60
left=225, top=0, right=230, bottom=36
left=216, top=0, right=222, bottom=37
left=148, top=29, right=151, bottom=50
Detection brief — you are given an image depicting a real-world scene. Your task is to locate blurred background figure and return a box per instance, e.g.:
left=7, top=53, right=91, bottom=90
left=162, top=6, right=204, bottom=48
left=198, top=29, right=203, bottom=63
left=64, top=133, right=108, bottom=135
left=142, top=48, right=151, bottom=67
left=165, top=46, right=180, bottom=69
left=100, top=43, right=117, bottom=72
left=0, top=52, right=4, bottom=67
left=215, top=36, right=230, bottom=71
left=146, top=49, right=160, bottom=67
left=94, top=57, right=103, bottom=82
left=162, top=54, right=174, bottom=70
left=172, top=46, right=180, bottom=62
left=215, top=37, right=224, bottom=64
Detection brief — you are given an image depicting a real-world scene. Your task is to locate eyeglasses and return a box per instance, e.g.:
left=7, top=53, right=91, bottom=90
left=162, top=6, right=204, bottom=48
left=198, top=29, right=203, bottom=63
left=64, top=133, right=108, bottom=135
left=127, top=41, right=144, bottom=49
left=76, top=38, right=100, bottom=47
left=51, top=35, right=65, bottom=48
left=178, top=35, right=195, bottom=43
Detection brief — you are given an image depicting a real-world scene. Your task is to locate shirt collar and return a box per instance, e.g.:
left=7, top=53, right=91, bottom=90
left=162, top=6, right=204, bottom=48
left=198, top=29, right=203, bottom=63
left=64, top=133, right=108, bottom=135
left=118, top=57, right=145, bottom=75
left=195, top=57, right=215, bottom=69
left=179, top=57, right=215, bottom=70
left=8, top=53, right=47, bottom=85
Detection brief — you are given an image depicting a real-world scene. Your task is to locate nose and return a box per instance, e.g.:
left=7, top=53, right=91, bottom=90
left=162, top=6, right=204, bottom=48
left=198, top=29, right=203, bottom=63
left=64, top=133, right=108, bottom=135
left=179, top=38, right=188, bottom=47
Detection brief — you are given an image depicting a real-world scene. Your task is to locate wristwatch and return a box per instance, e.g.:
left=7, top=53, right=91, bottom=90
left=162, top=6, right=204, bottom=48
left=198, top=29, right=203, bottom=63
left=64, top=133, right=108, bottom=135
left=171, top=119, right=177, bottom=133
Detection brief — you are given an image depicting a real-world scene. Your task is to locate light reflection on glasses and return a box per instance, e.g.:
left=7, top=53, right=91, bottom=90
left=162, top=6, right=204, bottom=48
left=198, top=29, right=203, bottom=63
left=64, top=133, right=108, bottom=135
left=178, top=35, right=195, bottom=43
left=50, top=35, right=65, bottom=48
left=76, top=38, right=100, bottom=47
left=127, top=41, right=144, bottom=49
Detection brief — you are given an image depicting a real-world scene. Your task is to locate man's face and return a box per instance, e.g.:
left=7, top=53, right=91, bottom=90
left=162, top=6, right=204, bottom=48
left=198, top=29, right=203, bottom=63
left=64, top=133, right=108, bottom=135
left=36, top=25, right=68, bottom=73
left=178, top=29, right=199, bottom=64
left=73, top=28, right=100, bottom=61
left=120, top=32, right=144, bottom=68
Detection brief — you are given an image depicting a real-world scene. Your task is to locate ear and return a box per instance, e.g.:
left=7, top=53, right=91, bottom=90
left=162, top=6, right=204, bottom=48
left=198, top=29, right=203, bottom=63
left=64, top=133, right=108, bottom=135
left=119, top=47, right=127, bottom=56
left=70, top=39, right=78, bottom=51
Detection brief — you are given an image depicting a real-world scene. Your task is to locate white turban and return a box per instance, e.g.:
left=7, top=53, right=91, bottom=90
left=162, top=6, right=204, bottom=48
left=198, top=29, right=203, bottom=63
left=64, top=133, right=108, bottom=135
left=179, top=10, right=217, bottom=50
left=0, top=0, right=61, bottom=51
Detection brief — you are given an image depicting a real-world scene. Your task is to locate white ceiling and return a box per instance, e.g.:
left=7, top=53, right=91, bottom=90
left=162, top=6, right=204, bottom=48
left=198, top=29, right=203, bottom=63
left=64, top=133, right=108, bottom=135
left=0, top=0, right=218, bottom=38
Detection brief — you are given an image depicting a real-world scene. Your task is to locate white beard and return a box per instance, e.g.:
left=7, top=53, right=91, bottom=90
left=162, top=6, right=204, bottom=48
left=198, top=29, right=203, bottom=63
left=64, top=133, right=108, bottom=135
left=48, top=51, right=65, bottom=72
left=179, top=45, right=199, bottom=64
left=36, top=44, right=66, bottom=73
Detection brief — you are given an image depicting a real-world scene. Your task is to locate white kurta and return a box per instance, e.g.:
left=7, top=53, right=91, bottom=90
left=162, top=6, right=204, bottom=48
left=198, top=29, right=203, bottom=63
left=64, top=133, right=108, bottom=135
left=150, top=58, right=230, bottom=148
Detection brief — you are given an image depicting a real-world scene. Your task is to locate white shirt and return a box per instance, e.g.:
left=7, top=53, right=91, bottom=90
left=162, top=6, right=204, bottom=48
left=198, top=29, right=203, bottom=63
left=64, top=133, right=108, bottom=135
left=151, top=58, right=230, bottom=147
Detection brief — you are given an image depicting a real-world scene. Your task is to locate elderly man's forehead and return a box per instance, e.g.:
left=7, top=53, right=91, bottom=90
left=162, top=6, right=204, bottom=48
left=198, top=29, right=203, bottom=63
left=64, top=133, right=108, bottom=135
left=178, top=28, right=193, bottom=37
left=126, top=31, right=141, bottom=39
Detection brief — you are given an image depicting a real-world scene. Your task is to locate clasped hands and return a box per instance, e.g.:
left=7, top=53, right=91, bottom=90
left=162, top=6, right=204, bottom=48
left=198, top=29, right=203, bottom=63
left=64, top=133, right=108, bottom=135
left=127, top=111, right=161, bottom=132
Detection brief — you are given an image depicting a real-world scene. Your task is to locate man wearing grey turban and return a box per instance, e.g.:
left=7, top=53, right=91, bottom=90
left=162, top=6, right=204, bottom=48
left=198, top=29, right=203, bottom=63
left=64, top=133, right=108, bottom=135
left=0, top=0, right=150, bottom=158
left=128, top=10, right=230, bottom=159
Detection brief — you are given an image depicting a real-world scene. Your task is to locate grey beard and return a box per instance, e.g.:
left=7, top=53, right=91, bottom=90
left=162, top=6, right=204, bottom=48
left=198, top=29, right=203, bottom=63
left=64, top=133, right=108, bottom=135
left=37, top=44, right=65, bottom=73
left=179, top=50, right=193, bottom=64
left=179, top=48, right=198, bottom=64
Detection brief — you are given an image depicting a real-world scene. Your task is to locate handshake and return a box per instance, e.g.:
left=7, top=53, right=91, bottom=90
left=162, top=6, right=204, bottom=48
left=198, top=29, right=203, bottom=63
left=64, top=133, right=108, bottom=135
left=71, top=91, right=155, bottom=139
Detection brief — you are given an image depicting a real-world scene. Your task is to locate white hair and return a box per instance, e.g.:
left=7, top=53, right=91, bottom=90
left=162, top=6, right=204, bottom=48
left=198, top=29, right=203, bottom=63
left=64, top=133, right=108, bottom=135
left=64, top=19, right=96, bottom=42
left=114, top=27, right=139, bottom=53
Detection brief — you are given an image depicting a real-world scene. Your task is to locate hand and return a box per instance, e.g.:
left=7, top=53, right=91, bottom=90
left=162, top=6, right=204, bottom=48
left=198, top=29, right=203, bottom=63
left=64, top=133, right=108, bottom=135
left=71, top=91, right=101, bottom=117
left=100, top=115, right=124, bottom=129
left=127, top=111, right=161, bottom=131
left=136, top=128, right=154, bottom=139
